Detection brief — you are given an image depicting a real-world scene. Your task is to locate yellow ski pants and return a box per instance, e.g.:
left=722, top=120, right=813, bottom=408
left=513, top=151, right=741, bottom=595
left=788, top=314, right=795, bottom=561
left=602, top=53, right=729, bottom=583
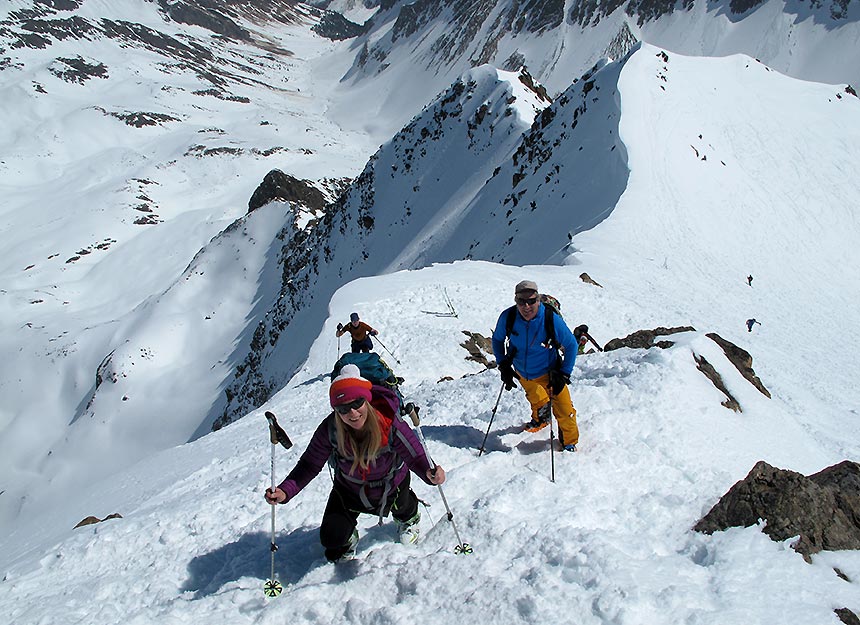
left=517, top=372, right=579, bottom=446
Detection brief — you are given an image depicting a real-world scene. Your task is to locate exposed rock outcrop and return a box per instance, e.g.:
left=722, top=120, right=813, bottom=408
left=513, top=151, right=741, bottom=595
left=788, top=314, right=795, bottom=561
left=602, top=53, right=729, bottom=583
left=693, top=353, right=741, bottom=412
left=695, top=460, right=860, bottom=559
left=604, top=326, right=695, bottom=351
left=579, top=272, right=602, bottom=287
left=74, top=512, right=122, bottom=529
left=460, top=331, right=494, bottom=368
left=248, top=169, right=328, bottom=213
left=706, top=332, right=770, bottom=398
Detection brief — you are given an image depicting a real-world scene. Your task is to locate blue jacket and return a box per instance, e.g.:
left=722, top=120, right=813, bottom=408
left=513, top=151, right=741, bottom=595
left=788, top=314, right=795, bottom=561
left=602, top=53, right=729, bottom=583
left=491, top=303, right=578, bottom=379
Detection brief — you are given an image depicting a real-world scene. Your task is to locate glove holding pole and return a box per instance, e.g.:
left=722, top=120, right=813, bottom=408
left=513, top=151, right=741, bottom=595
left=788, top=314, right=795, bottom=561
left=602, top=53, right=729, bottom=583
left=548, top=369, right=570, bottom=395
left=403, top=403, right=471, bottom=554
left=499, top=360, right=519, bottom=391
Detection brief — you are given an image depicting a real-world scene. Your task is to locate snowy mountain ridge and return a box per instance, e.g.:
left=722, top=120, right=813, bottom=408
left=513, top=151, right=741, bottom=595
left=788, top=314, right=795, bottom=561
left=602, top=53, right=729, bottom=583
left=332, top=0, right=860, bottom=138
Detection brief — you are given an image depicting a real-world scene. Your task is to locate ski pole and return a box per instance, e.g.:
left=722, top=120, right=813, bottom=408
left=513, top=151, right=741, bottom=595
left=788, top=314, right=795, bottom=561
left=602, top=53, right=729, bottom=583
left=372, top=335, right=401, bottom=365
left=548, top=388, right=556, bottom=483
left=477, top=382, right=505, bottom=456
left=583, top=331, right=603, bottom=352
left=264, top=411, right=293, bottom=598
left=404, top=403, right=471, bottom=554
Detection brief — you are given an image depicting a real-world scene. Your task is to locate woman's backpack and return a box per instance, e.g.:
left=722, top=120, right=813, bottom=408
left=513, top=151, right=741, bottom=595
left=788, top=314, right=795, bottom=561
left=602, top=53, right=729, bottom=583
left=330, top=351, right=405, bottom=410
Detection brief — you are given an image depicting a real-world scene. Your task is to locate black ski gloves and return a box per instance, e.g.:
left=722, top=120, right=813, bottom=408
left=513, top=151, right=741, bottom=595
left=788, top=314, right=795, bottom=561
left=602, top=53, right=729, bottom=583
left=337, top=323, right=343, bottom=332
left=549, top=369, right=570, bottom=395
left=499, top=361, right=518, bottom=391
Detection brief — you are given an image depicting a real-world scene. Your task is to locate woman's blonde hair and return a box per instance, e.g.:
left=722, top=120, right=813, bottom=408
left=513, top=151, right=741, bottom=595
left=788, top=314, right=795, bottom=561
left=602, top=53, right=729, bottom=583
left=334, top=400, right=384, bottom=475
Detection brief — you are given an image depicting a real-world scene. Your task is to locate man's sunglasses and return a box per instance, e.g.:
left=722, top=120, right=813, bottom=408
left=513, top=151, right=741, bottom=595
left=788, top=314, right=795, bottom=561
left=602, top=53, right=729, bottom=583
left=334, top=398, right=366, bottom=414
left=515, top=296, right=538, bottom=306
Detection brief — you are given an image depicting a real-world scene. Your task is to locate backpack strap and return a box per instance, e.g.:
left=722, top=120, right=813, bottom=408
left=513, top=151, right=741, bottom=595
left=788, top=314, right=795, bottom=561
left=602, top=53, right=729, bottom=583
left=327, top=405, right=413, bottom=524
left=505, top=306, right=517, bottom=337
left=544, top=306, right=558, bottom=350
left=503, top=306, right=518, bottom=361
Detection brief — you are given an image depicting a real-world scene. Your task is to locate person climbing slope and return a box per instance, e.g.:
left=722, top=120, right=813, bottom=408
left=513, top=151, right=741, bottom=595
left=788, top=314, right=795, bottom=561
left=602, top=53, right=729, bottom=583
left=336, top=312, right=378, bottom=353
left=491, top=280, right=580, bottom=452
left=264, top=365, right=445, bottom=562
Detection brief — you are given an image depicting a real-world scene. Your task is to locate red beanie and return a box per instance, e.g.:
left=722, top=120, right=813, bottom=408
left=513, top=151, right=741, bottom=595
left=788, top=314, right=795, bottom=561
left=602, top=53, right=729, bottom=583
left=330, top=364, right=373, bottom=407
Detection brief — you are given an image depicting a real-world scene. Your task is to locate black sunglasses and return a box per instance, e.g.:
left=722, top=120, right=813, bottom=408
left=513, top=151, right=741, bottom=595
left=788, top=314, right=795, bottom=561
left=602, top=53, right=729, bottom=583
left=334, top=398, right=366, bottom=415
left=515, top=296, right=538, bottom=306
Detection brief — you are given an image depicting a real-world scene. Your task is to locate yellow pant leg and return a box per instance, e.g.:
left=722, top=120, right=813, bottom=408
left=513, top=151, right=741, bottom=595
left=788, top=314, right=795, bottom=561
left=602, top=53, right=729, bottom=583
left=517, top=373, right=579, bottom=445
left=517, top=373, right=550, bottom=421
left=552, top=387, right=579, bottom=446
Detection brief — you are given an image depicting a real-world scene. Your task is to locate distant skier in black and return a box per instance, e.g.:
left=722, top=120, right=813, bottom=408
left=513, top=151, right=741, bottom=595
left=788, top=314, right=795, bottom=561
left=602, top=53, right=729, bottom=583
left=747, top=275, right=753, bottom=286
left=746, top=318, right=760, bottom=332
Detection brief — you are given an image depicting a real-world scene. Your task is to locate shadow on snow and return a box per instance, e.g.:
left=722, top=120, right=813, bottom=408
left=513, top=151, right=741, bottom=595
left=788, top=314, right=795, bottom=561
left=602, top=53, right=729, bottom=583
left=181, top=527, right=323, bottom=599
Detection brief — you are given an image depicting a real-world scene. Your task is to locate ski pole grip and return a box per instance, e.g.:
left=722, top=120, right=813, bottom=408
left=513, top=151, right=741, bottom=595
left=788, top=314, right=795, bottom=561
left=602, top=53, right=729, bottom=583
left=404, top=403, right=420, bottom=427
left=265, top=411, right=293, bottom=449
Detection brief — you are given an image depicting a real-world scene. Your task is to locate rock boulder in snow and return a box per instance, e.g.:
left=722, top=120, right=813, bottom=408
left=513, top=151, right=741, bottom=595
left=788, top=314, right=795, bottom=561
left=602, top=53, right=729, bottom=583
left=74, top=512, right=122, bottom=529
left=604, top=326, right=695, bottom=351
left=694, top=460, right=860, bottom=558
left=706, top=332, right=771, bottom=398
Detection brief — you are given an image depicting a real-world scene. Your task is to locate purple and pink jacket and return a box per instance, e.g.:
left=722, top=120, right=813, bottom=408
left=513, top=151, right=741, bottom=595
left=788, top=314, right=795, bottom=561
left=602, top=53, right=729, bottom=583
left=277, top=386, right=434, bottom=509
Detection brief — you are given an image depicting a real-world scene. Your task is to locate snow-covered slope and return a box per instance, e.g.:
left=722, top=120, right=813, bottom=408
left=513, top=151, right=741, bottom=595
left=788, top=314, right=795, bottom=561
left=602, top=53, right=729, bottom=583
left=2, top=256, right=860, bottom=624
left=218, top=64, right=552, bottom=425
left=0, top=0, right=374, bottom=528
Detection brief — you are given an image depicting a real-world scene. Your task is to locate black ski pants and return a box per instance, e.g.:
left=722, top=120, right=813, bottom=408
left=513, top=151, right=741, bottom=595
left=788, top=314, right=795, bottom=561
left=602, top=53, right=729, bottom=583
left=320, top=472, right=418, bottom=561
left=350, top=337, right=373, bottom=353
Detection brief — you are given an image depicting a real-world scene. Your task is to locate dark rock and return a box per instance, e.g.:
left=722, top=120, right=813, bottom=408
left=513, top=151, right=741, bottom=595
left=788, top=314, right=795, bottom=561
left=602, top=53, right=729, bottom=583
left=74, top=512, right=122, bottom=528
left=604, top=326, right=695, bottom=351
left=49, top=55, right=108, bottom=83
left=706, top=332, right=771, bottom=398
left=836, top=607, right=860, bottom=625
left=579, top=272, right=602, bottom=287
left=248, top=169, right=327, bottom=213
left=312, top=11, right=367, bottom=40
left=728, top=0, right=766, bottom=14
left=693, top=353, right=741, bottom=412
left=694, top=460, right=860, bottom=558
left=460, top=331, right=493, bottom=367
left=157, top=0, right=250, bottom=41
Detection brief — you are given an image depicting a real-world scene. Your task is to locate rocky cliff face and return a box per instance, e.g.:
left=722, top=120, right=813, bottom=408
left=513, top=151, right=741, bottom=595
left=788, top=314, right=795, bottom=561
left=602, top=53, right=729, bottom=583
left=1, top=0, right=314, bottom=86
